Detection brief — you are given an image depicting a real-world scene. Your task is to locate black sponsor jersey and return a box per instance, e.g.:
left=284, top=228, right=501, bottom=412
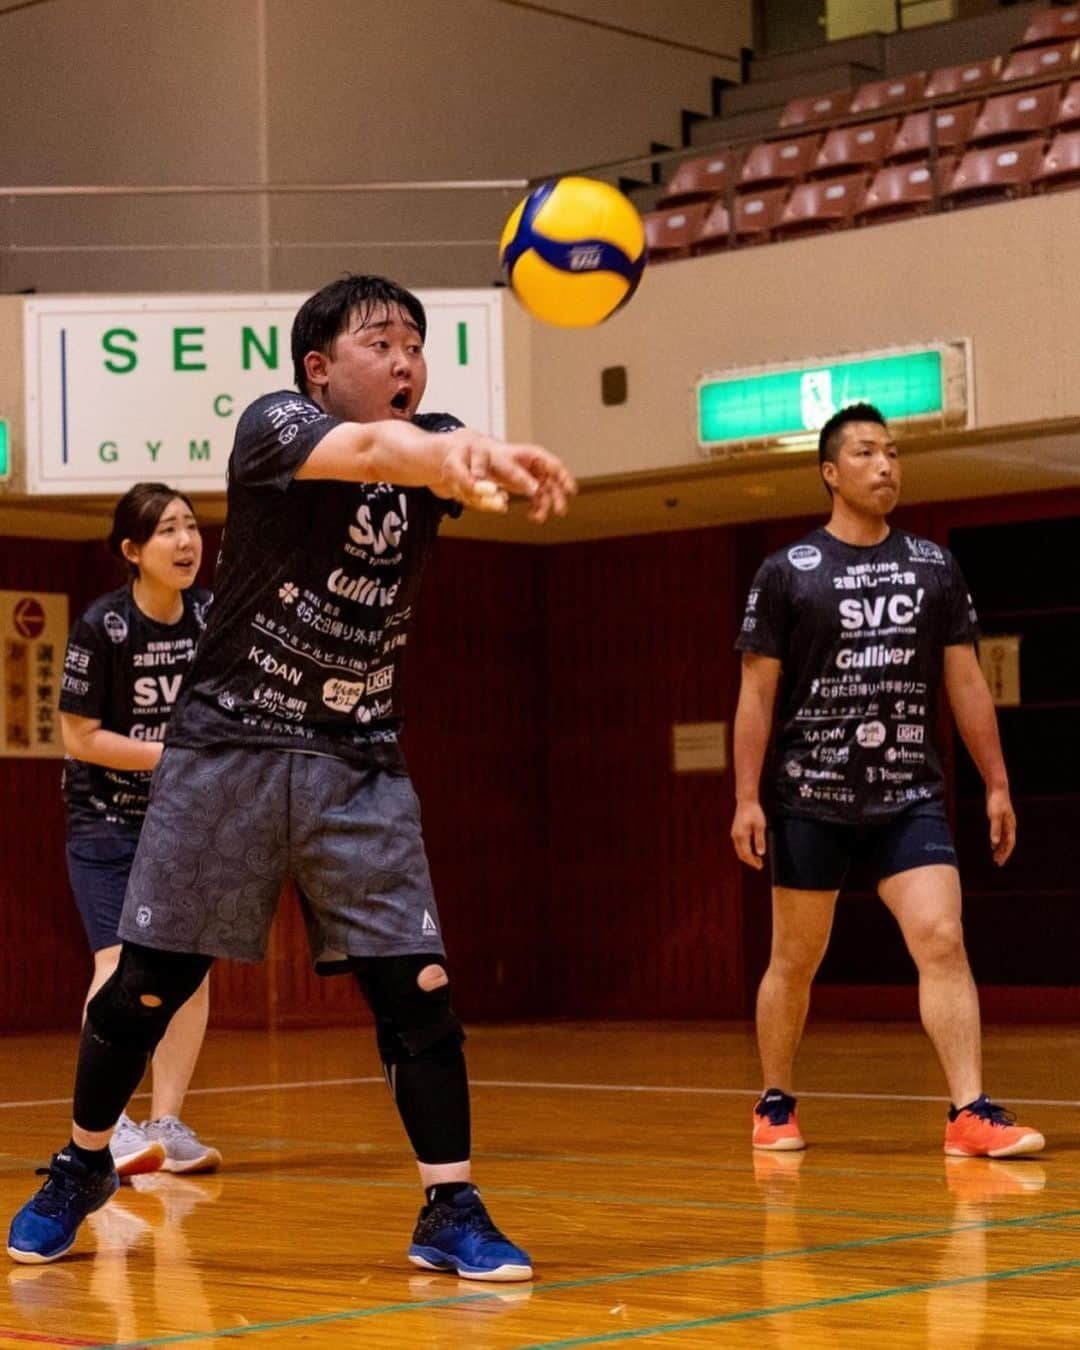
left=736, top=527, right=978, bottom=822
left=60, top=586, right=211, bottom=835
left=166, top=391, right=461, bottom=766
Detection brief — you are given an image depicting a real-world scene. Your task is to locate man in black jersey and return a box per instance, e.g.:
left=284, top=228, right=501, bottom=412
left=9, top=275, right=575, bottom=1277
left=731, top=402, right=1043, bottom=1158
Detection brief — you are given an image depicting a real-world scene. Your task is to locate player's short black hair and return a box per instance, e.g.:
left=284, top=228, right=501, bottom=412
left=291, top=275, right=427, bottom=394
left=817, top=402, right=888, bottom=496
left=109, top=483, right=197, bottom=578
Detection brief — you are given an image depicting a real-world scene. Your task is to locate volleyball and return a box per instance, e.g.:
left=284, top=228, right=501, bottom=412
left=499, top=176, right=647, bottom=328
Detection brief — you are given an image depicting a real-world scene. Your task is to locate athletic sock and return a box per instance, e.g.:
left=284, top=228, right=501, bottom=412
left=65, top=1138, right=113, bottom=1172
left=426, top=1181, right=473, bottom=1207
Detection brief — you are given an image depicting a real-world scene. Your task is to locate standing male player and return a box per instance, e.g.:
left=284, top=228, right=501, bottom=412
left=731, top=402, right=1043, bottom=1158
left=9, top=274, right=575, bottom=1277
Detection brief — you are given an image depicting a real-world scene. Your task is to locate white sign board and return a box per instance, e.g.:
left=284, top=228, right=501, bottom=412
left=978, top=634, right=1021, bottom=708
left=672, top=721, right=728, bottom=773
left=23, top=290, right=506, bottom=494
left=0, top=590, right=68, bottom=758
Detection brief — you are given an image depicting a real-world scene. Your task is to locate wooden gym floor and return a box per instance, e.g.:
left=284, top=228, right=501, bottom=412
left=1, top=1020, right=1078, bottom=1348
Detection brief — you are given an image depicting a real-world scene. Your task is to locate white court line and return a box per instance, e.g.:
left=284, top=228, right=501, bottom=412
left=1, top=1077, right=1078, bottom=1112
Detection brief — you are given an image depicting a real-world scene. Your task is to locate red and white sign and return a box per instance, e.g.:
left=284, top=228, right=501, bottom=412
left=0, top=590, right=68, bottom=758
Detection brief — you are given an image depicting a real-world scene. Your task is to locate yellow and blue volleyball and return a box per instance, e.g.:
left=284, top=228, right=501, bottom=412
left=499, top=176, right=647, bottom=328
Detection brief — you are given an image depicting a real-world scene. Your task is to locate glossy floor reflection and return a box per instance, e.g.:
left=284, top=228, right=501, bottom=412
left=0, top=1021, right=1078, bottom=1348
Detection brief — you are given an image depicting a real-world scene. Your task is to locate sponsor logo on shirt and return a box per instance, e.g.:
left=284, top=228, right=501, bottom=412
left=787, top=544, right=822, bottom=572
left=327, top=568, right=401, bottom=608
left=838, top=591, right=924, bottom=630
left=897, top=723, right=924, bottom=743
left=904, top=536, right=945, bottom=565
left=247, top=646, right=303, bottom=686
left=103, top=611, right=128, bottom=644
left=322, top=678, right=366, bottom=713
left=365, top=665, right=393, bottom=695
left=346, top=496, right=409, bottom=558
left=886, top=746, right=924, bottom=765
left=855, top=720, right=887, bottom=748
left=835, top=646, right=915, bottom=669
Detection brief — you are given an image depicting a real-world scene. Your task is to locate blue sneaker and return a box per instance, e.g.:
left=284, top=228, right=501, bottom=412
left=408, top=1184, right=532, bottom=1282
left=7, top=1151, right=119, bottom=1264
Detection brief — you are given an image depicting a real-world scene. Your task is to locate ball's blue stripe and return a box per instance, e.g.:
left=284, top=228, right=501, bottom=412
left=502, top=180, right=645, bottom=286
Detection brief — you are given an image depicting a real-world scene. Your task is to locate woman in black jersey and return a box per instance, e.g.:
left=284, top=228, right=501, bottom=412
left=59, top=484, right=219, bottom=1177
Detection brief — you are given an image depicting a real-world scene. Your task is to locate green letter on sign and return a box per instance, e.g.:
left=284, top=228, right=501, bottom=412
left=189, top=440, right=211, bottom=461
left=103, top=328, right=138, bottom=373
left=243, top=327, right=278, bottom=371
left=174, top=328, right=207, bottom=371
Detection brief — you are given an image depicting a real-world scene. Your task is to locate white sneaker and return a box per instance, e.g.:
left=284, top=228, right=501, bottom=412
left=110, top=1113, right=166, bottom=1178
left=143, top=1116, right=222, bottom=1175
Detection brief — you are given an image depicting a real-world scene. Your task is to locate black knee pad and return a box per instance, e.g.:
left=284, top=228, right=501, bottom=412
left=86, top=943, right=212, bottom=1056
left=350, top=953, right=464, bottom=1063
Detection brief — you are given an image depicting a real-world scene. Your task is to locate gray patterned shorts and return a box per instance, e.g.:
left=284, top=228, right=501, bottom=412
left=117, top=746, right=444, bottom=970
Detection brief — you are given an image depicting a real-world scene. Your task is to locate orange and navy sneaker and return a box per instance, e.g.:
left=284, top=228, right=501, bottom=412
left=944, top=1095, right=1045, bottom=1158
left=752, top=1089, right=806, bottom=1151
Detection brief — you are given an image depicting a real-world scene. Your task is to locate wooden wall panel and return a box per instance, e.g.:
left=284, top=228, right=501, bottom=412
left=543, top=529, right=745, bottom=1018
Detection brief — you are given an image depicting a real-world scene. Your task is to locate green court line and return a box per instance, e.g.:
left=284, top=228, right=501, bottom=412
left=255, top=1170, right=946, bottom=1226
left=514, top=1256, right=1080, bottom=1349
left=81, top=1207, right=1080, bottom=1350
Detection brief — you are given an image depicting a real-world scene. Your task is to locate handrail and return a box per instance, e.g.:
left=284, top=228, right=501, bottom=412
left=0, top=179, right=528, bottom=199
left=532, top=59, right=1079, bottom=187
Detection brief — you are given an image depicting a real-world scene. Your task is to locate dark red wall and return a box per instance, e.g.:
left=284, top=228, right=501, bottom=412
left=2, top=486, right=1077, bottom=1032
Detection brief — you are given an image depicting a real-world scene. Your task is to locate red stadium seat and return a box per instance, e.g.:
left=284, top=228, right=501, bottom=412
left=1000, top=40, right=1080, bottom=82
left=642, top=202, right=711, bottom=261
left=969, top=86, right=1061, bottom=144
left=658, top=151, right=741, bottom=206
left=856, top=157, right=956, bottom=221
left=1033, top=128, right=1080, bottom=189
left=727, top=186, right=790, bottom=243
left=778, top=89, right=853, bottom=130
left=693, top=198, right=734, bottom=252
left=889, top=103, right=979, bottom=160
left=740, top=134, right=822, bottom=188
left=776, top=172, right=866, bottom=237
left=814, top=118, right=898, bottom=174
left=943, top=139, right=1044, bottom=206
left=1015, top=6, right=1080, bottom=50
left=850, top=72, right=927, bottom=114
left=1054, top=77, right=1080, bottom=127
left=925, top=57, right=1003, bottom=99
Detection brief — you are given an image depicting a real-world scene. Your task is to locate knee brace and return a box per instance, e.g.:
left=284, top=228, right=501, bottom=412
left=349, top=953, right=464, bottom=1064
left=86, top=943, right=212, bottom=1056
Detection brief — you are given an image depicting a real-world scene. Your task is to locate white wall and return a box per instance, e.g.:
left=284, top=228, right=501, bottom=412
left=525, top=190, right=1080, bottom=475
left=0, top=0, right=748, bottom=293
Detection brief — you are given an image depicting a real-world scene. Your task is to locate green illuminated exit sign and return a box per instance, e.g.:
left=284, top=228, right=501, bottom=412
left=696, top=342, right=970, bottom=456
left=0, top=419, right=9, bottom=480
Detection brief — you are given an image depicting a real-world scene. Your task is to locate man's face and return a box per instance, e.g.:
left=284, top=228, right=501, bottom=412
left=305, top=304, right=428, bottom=423
left=824, top=421, right=901, bottom=516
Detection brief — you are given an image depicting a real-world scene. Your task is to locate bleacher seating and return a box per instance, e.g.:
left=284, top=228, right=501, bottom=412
left=969, top=86, right=1062, bottom=144
left=642, top=6, right=1080, bottom=265
left=1000, top=39, right=1080, bottom=82
left=943, top=138, right=1045, bottom=206
left=739, top=134, right=822, bottom=189
left=1016, top=6, right=1080, bottom=50
left=656, top=152, right=741, bottom=207
left=925, top=57, right=1003, bottom=99
left=1056, top=78, right=1080, bottom=128
left=850, top=72, right=927, bottom=115
left=814, top=118, right=898, bottom=174
left=856, top=158, right=955, bottom=221
left=1034, top=127, right=1080, bottom=189
left=776, top=172, right=866, bottom=237
left=889, top=104, right=979, bottom=160
left=778, top=89, right=853, bottom=130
